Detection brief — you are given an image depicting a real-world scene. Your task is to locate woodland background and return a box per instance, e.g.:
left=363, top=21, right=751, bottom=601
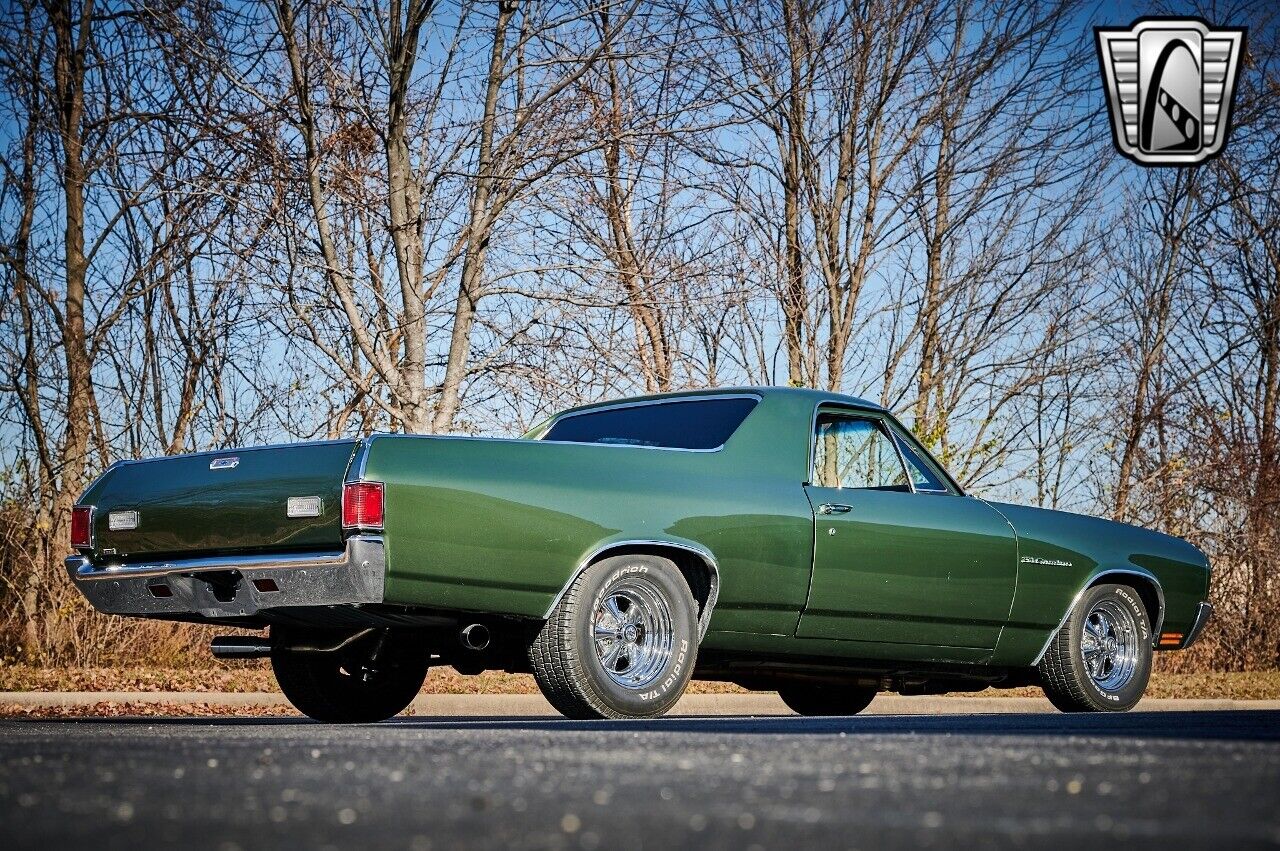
left=0, top=0, right=1275, bottom=672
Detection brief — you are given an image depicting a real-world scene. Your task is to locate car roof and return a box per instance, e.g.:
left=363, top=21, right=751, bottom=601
left=554, top=386, right=886, bottom=418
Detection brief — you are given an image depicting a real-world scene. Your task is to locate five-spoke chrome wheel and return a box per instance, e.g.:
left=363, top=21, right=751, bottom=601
left=1080, top=598, right=1139, bottom=692
left=531, top=554, right=699, bottom=719
left=592, top=581, right=674, bottom=689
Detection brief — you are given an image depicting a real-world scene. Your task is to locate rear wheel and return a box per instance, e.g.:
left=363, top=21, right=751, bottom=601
left=530, top=555, right=699, bottom=719
left=777, top=683, right=878, bottom=716
left=271, top=626, right=428, bottom=723
left=1038, top=583, right=1152, bottom=712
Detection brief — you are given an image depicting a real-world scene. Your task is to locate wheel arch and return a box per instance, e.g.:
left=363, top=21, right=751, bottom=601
left=1032, top=567, right=1166, bottom=665
left=544, top=539, right=720, bottom=639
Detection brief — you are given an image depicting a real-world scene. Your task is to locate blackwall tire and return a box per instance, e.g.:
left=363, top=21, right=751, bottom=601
left=271, top=626, right=428, bottom=723
left=530, top=555, right=699, bottom=720
left=777, top=683, right=877, bottom=716
left=1038, top=583, right=1152, bottom=713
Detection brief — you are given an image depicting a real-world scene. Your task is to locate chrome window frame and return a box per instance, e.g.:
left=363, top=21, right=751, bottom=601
left=807, top=406, right=916, bottom=493
left=886, top=429, right=954, bottom=495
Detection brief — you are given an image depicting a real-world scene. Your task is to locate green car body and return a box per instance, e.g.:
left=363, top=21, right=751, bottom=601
left=68, top=386, right=1211, bottom=688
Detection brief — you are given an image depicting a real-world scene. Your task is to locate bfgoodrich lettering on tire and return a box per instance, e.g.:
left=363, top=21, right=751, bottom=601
left=1038, top=583, right=1152, bottom=712
left=530, top=554, right=699, bottom=719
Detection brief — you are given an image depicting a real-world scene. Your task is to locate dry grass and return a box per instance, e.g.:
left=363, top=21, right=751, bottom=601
left=963, top=670, right=1280, bottom=701
left=0, top=701, right=302, bottom=719
left=0, top=662, right=747, bottom=695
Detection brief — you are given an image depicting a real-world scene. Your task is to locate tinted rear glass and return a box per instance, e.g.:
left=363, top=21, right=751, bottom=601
left=543, top=398, right=758, bottom=450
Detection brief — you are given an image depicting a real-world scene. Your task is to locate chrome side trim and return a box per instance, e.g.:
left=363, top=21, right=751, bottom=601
left=348, top=434, right=381, bottom=482
left=1182, top=601, right=1214, bottom=648
left=544, top=539, right=721, bottom=640
left=1031, top=568, right=1167, bottom=665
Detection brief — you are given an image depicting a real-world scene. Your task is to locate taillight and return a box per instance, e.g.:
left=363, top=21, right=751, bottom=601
left=342, top=482, right=384, bottom=530
left=71, top=505, right=93, bottom=549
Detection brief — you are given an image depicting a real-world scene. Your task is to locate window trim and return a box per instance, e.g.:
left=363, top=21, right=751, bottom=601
left=537, top=393, right=762, bottom=453
left=884, top=420, right=963, bottom=496
left=808, top=407, right=916, bottom=493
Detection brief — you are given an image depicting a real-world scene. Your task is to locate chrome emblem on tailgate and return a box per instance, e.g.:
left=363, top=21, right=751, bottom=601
left=209, top=456, right=239, bottom=470
left=107, top=510, right=139, bottom=531
left=287, top=496, right=323, bottom=518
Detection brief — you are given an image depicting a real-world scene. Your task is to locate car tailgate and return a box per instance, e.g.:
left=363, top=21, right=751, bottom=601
left=82, top=440, right=359, bottom=560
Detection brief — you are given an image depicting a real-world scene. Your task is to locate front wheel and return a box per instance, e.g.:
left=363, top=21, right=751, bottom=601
left=1038, top=583, right=1152, bottom=712
left=530, top=555, right=699, bottom=719
left=777, top=683, right=878, bottom=716
left=271, top=626, right=428, bottom=723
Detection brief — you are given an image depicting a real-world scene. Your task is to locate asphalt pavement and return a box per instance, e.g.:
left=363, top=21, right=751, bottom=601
left=2, top=710, right=1278, bottom=850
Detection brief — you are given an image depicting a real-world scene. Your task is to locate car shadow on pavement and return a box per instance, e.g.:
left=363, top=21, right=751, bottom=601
left=19, top=710, right=1280, bottom=741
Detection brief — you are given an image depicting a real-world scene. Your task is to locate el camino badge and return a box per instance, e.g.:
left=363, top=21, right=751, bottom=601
left=1021, top=556, right=1073, bottom=567
left=107, top=510, right=139, bottom=531
left=287, top=496, right=323, bottom=518
left=209, top=456, right=239, bottom=470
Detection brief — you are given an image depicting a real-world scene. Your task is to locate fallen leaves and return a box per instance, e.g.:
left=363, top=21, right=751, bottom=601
left=0, top=701, right=300, bottom=719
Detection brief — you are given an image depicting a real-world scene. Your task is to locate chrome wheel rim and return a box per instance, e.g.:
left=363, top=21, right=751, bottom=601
left=1080, top=599, right=1139, bottom=691
left=592, top=581, right=674, bottom=689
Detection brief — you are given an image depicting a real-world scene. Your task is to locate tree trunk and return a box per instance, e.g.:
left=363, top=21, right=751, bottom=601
left=915, top=111, right=952, bottom=446
left=383, top=0, right=435, bottom=432
left=434, top=0, right=516, bottom=432
left=779, top=0, right=807, bottom=387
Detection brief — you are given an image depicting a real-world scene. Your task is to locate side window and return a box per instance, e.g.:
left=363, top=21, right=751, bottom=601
left=885, top=422, right=955, bottom=494
left=812, top=416, right=910, bottom=491
left=541, top=397, right=758, bottom=450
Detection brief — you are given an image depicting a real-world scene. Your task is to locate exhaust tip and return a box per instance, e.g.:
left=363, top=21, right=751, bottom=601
left=211, top=635, right=272, bottom=660
left=459, top=623, right=490, bottom=651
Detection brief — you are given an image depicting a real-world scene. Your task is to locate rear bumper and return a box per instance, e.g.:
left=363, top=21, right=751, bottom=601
left=65, top=535, right=386, bottom=620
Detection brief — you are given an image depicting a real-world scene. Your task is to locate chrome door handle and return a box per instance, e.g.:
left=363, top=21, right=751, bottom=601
left=818, top=503, right=852, bottom=515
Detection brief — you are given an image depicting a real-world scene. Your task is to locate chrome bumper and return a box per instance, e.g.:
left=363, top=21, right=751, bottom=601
left=65, top=536, right=386, bottom=620
left=1182, top=601, right=1213, bottom=648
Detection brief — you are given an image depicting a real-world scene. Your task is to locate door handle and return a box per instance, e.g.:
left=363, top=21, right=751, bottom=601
left=818, top=503, right=852, bottom=515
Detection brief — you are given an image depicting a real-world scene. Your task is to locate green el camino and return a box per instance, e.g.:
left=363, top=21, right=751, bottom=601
left=66, top=387, right=1212, bottom=721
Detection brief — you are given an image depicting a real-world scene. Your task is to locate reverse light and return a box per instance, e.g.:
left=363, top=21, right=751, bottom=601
left=71, top=505, right=93, bottom=549
left=342, top=482, right=385, bottom=531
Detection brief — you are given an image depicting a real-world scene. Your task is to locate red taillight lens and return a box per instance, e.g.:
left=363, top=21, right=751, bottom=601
left=342, top=482, right=384, bottom=530
left=71, top=505, right=93, bottom=548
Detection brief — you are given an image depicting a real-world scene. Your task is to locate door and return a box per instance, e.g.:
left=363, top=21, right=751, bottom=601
left=797, top=411, right=1017, bottom=650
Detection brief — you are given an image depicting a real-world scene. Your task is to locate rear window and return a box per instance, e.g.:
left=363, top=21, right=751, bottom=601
left=542, top=397, right=758, bottom=450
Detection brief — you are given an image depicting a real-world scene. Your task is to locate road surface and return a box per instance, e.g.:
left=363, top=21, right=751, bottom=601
left=2, top=710, right=1278, bottom=849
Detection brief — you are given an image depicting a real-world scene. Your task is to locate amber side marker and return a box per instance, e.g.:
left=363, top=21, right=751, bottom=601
left=1159, top=631, right=1184, bottom=647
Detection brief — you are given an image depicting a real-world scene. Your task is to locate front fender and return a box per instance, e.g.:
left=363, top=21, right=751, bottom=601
left=987, top=500, right=1208, bottom=667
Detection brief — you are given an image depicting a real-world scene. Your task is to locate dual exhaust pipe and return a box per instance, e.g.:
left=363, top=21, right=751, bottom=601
left=210, top=623, right=491, bottom=659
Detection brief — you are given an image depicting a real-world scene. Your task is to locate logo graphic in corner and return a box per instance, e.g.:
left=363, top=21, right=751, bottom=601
left=1095, top=18, right=1245, bottom=166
